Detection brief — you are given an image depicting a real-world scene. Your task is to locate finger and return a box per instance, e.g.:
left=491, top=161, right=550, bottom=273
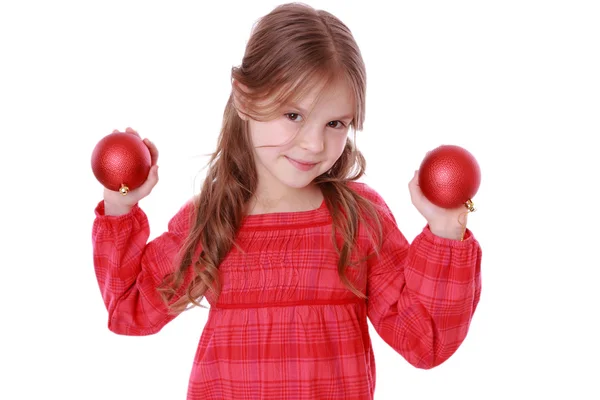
left=112, top=129, right=120, bottom=133
left=409, top=170, right=418, bottom=185
left=408, top=177, right=424, bottom=207
left=126, top=127, right=141, bottom=138
left=143, top=138, right=159, bottom=165
left=408, top=182, right=418, bottom=206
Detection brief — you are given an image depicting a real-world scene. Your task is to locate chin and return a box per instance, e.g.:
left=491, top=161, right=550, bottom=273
left=278, top=176, right=317, bottom=189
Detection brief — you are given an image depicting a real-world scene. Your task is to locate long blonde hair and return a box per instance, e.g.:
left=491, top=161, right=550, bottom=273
left=159, top=3, right=384, bottom=313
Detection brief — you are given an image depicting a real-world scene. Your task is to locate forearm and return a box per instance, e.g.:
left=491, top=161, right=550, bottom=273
left=93, top=201, right=169, bottom=335
left=92, top=199, right=195, bottom=335
left=93, top=203, right=149, bottom=321
left=404, top=228, right=481, bottom=365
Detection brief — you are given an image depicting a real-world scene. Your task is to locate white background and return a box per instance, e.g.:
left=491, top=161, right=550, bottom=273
left=1, top=0, right=599, bottom=399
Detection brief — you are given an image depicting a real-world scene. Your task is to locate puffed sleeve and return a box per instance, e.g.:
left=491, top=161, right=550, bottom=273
left=362, top=185, right=482, bottom=369
left=92, top=199, right=196, bottom=336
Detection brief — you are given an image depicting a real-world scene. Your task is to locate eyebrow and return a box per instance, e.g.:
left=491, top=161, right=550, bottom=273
left=287, top=103, right=354, bottom=121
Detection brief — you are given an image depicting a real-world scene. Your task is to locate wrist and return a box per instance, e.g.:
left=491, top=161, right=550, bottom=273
left=428, top=225, right=464, bottom=240
left=103, top=199, right=135, bottom=216
left=428, top=216, right=467, bottom=240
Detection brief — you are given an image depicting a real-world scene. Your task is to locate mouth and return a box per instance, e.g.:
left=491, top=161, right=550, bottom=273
left=286, top=156, right=319, bottom=171
left=287, top=157, right=318, bottom=165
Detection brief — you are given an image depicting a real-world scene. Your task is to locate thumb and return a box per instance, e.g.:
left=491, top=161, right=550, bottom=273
left=148, top=164, right=159, bottom=186
left=408, top=170, right=422, bottom=204
left=408, top=170, right=418, bottom=188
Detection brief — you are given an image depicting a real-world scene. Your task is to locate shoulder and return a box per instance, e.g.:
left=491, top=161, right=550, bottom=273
left=345, top=180, right=396, bottom=223
left=168, top=196, right=198, bottom=234
left=346, top=181, right=389, bottom=209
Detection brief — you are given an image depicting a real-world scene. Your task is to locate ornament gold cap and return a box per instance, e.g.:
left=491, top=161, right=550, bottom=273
left=464, top=199, right=476, bottom=212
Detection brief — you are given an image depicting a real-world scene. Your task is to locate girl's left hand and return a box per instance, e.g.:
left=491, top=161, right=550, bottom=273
left=408, top=169, right=468, bottom=239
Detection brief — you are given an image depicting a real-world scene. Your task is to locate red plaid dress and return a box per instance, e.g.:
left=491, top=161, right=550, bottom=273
left=92, top=182, right=482, bottom=399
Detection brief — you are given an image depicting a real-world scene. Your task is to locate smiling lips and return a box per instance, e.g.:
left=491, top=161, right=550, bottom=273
left=286, top=156, right=318, bottom=171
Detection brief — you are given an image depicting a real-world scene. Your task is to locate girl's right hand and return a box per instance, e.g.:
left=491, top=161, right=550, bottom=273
left=103, top=127, right=160, bottom=216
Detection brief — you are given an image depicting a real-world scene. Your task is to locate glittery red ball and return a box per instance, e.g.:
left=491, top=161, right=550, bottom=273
left=91, top=132, right=151, bottom=192
left=418, top=145, right=481, bottom=209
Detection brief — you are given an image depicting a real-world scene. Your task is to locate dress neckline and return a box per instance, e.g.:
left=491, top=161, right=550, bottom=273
left=239, top=198, right=331, bottom=231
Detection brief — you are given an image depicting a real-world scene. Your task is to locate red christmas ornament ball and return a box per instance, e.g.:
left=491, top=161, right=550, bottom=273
left=418, top=145, right=481, bottom=209
left=91, top=132, right=151, bottom=193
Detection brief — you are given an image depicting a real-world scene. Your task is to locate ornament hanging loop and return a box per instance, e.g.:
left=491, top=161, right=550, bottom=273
left=458, top=199, right=477, bottom=241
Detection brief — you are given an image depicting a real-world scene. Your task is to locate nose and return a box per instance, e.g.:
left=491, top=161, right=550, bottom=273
left=297, top=124, right=325, bottom=153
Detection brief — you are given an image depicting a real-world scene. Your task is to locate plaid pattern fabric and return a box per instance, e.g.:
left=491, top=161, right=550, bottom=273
left=92, top=182, right=482, bottom=399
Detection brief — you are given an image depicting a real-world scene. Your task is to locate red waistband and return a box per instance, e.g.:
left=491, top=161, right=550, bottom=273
left=213, top=298, right=364, bottom=310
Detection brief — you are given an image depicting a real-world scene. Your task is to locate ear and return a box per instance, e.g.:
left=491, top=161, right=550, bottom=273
left=232, top=80, right=250, bottom=121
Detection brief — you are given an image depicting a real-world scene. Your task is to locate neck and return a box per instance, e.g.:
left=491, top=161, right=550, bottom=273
left=247, top=184, right=323, bottom=214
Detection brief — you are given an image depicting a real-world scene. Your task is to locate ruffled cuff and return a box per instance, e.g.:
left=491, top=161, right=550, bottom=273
left=420, top=224, right=475, bottom=248
left=406, top=225, right=481, bottom=299
left=94, top=200, right=141, bottom=220
left=92, top=200, right=148, bottom=241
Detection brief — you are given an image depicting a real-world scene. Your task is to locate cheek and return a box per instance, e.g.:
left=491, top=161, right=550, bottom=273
left=250, top=119, right=296, bottom=148
left=254, top=147, right=281, bottom=162
left=328, top=134, right=348, bottom=156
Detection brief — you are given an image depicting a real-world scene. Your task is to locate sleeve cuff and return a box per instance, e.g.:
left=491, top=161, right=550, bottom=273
left=94, top=200, right=141, bottom=221
left=421, top=224, right=475, bottom=248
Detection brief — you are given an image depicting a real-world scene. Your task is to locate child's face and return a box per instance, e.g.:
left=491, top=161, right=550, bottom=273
left=248, top=79, right=354, bottom=195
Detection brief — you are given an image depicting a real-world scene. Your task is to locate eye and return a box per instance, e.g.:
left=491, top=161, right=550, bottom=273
left=285, top=113, right=303, bottom=122
left=284, top=113, right=347, bottom=130
left=328, top=121, right=346, bottom=129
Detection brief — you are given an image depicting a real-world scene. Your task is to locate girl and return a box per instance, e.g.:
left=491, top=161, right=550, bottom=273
left=92, top=3, right=482, bottom=399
